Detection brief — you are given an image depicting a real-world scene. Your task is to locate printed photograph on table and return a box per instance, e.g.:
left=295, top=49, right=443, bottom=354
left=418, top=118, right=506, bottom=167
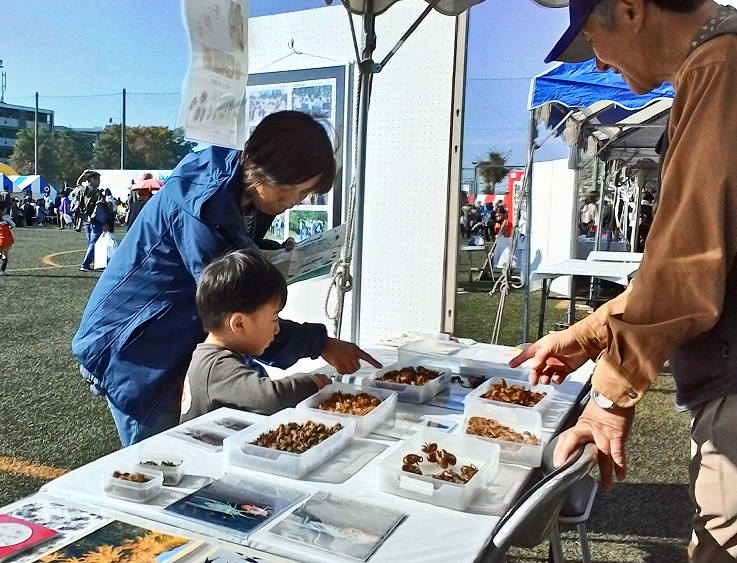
left=0, top=514, right=58, bottom=563
left=165, top=474, right=309, bottom=538
left=210, top=416, right=255, bottom=434
left=39, top=520, right=198, bottom=563
left=168, top=424, right=230, bottom=451
left=267, top=491, right=407, bottom=561
left=179, top=545, right=296, bottom=563
left=1, top=498, right=109, bottom=563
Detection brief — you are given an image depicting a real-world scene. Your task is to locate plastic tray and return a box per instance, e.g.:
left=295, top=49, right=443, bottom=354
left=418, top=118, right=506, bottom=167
left=296, top=382, right=397, bottom=437
left=375, top=429, right=500, bottom=511
left=135, top=455, right=185, bottom=485
left=102, top=465, right=163, bottom=503
left=464, top=377, right=554, bottom=413
left=363, top=361, right=451, bottom=403
left=223, top=409, right=355, bottom=479
left=398, top=337, right=530, bottom=379
left=463, top=401, right=543, bottom=467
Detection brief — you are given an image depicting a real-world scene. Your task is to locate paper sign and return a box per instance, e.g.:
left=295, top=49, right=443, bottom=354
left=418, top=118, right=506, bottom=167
left=263, top=224, right=346, bottom=284
left=178, top=0, right=249, bottom=148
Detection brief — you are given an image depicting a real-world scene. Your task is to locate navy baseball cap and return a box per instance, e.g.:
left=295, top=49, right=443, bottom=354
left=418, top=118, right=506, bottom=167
left=544, top=0, right=602, bottom=63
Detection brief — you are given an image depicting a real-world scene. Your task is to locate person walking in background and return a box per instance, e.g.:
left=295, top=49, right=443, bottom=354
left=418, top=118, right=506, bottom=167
left=58, top=190, right=72, bottom=230
left=79, top=171, right=108, bottom=272
left=126, top=188, right=151, bottom=228
left=0, top=202, right=15, bottom=276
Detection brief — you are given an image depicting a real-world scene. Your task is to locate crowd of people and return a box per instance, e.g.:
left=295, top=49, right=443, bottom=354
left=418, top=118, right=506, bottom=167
left=460, top=199, right=510, bottom=243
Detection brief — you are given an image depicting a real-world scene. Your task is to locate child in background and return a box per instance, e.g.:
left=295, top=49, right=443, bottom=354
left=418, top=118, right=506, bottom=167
left=180, top=250, right=331, bottom=423
left=0, top=203, right=15, bottom=276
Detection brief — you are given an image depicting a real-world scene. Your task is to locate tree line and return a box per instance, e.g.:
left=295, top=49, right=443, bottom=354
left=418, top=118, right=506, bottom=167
left=10, top=125, right=196, bottom=188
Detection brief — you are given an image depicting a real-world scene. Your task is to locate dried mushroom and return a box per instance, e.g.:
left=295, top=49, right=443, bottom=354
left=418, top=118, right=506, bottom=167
left=251, top=420, right=343, bottom=454
left=379, top=365, right=440, bottom=386
left=317, top=391, right=381, bottom=415
left=400, top=445, right=478, bottom=484
left=480, top=378, right=546, bottom=407
left=466, top=416, right=540, bottom=445
left=112, top=471, right=151, bottom=483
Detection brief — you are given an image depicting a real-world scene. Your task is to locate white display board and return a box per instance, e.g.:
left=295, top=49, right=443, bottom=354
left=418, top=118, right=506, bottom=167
left=528, top=158, right=576, bottom=296
left=248, top=3, right=461, bottom=347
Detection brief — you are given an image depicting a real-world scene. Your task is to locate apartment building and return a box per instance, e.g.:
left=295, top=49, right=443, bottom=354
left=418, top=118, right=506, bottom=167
left=0, top=102, right=54, bottom=164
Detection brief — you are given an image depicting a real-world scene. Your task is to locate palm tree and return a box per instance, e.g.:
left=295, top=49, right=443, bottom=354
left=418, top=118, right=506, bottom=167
left=477, top=150, right=511, bottom=194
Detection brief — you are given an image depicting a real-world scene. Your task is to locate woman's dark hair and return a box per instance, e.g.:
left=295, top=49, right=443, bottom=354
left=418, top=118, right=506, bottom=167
left=196, top=250, right=287, bottom=332
left=239, top=110, right=337, bottom=196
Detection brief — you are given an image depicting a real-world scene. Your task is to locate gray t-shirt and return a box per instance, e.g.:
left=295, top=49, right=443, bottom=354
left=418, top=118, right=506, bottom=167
left=180, top=343, right=318, bottom=423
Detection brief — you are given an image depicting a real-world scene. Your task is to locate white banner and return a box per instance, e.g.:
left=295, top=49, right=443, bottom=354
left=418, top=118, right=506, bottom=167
left=178, top=0, right=249, bottom=148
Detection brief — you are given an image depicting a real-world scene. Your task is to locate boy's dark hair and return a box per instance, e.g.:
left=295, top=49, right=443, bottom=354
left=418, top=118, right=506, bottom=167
left=196, top=250, right=287, bottom=332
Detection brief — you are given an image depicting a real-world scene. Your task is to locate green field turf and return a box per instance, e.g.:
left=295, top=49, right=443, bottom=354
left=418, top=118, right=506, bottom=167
left=0, top=227, right=690, bottom=562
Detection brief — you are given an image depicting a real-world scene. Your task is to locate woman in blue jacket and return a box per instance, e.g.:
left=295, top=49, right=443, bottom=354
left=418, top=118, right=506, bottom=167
left=72, top=111, right=380, bottom=446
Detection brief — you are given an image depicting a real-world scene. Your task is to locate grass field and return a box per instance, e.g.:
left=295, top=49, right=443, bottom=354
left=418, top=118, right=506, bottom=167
left=0, top=227, right=691, bottom=562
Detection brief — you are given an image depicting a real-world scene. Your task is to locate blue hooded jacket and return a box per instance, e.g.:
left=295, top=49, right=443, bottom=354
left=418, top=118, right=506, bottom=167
left=72, top=146, right=328, bottom=424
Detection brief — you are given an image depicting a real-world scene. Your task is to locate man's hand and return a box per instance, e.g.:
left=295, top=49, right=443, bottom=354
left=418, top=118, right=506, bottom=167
left=554, top=400, right=635, bottom=490
left=509, top=328, right=591, bottom=385
left=321, top=337, right=382, bottom=374
left=311, top=373, right=332, bottom=389
left=282, top=237, right=296, bottom=251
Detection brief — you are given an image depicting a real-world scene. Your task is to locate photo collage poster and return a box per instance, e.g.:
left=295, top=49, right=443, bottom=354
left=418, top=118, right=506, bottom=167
left=245, top=66, right=347, bottom=245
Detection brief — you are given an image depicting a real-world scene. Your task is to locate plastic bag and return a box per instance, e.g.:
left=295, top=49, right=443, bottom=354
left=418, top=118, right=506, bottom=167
left=94, top=231, right=118, bottom=270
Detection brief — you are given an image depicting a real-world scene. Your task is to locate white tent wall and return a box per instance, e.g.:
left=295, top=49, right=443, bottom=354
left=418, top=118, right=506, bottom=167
left=528, top=158, right=575, bottom=296
left=249, top=3, right=460, bottom=347
left=93, top=169, right=172, bottom=201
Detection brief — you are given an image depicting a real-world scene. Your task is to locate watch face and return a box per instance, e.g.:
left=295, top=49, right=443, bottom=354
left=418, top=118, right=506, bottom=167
left=593, top=389, right=615, bottom=409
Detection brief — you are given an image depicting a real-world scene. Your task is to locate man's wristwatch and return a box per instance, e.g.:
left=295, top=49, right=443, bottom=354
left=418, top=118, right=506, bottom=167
left=591, top=388, right=617, bottom=410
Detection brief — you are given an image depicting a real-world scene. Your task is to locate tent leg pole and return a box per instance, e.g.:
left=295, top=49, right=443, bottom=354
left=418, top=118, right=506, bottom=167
left=350, top=3, right=376, bottom=346
left=522, top=110, right=536, bottom=344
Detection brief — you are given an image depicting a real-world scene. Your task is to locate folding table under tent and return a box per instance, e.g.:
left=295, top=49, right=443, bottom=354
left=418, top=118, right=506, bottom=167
left=507, top=60, right=675, bottom=341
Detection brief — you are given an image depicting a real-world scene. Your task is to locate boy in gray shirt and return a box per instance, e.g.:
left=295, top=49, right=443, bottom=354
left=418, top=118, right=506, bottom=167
left=181, top=250, right=330, bottom=423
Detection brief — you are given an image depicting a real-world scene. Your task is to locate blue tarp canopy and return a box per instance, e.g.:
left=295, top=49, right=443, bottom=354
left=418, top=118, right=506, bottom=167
left=0, top=174, right=12, bottom=192
left=528, top=60, right=675, bottom=160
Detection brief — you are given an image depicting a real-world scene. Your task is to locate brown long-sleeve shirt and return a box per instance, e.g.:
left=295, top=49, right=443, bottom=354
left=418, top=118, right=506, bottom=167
left=570, top=32, right=737, bottom=409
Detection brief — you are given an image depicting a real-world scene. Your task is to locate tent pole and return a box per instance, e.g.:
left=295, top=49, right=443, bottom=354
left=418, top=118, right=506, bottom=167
left=34, top=92, right=39, bottom=175
left=522, top=109, right=536, bottom=343
left=350, top=1, right=376, bottom=345
left=593, top=151, right=602, bottom=250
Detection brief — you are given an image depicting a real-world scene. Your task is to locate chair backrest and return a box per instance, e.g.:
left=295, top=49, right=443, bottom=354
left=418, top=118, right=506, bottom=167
left=481, top=437, right=598, bottom=562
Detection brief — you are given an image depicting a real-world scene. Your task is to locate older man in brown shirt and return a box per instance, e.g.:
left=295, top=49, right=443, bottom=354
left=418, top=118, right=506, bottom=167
left=512, top=0, right=737, bottom=560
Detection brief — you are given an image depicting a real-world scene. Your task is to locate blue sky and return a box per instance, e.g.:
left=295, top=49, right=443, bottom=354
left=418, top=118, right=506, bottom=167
left=1, top=0, right=569, bottom=166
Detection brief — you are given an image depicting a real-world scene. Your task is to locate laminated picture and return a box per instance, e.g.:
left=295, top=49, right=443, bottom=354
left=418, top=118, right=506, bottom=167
left=268, top=491, right=407, bottom=561
left=39, top=520, right=199, bottom=563
left=168, top=424, right=229, bottom=451
left=165, top=475, right=308, bottom=538
left=1, top=498, right=109, bottom=563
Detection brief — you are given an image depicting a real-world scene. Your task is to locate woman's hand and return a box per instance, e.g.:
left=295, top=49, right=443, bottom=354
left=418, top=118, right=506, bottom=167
left=321, top=337, right=382, bottom=374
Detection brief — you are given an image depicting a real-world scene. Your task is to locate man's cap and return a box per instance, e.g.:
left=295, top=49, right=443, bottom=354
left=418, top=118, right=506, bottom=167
left=86, top=170, right=101, bottom=178
left=545, top=0, right=602, bottom=64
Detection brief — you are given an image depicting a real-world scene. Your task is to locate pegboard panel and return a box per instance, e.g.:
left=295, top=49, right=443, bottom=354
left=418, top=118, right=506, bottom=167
left=249, top=3, right=459, bottom=347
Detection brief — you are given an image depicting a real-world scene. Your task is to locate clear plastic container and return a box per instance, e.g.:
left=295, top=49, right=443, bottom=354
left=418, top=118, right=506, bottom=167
left=223, top=409, right=355, bottom=478
left=135, top=455, right=185, bottom=485
left=102, top=466, right=163, bottom=503
left=363, top=361, right=451, bottom=403
left=463, top=401, right=543, bottom=467
left=375, top=429, right=500, bottom=511
left=296, top=382, right=397, bottom=437
left=464, top=377, right=554, bottom=413
left=398, top=337, right=530, bottom=379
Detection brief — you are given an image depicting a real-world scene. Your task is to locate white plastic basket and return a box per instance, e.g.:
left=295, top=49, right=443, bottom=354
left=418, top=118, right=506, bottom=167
left=223, top=409, right=355, bottom=478
left=363, top=360, right=451, bottom=403
left=464, top=377, right=554, bottom=413
left=296, top=382, right=397, bottom=437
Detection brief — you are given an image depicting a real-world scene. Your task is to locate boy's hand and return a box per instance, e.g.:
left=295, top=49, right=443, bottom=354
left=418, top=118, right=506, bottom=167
left=312, top=373, right=332, bottom=389
left=321, top=338, right=382, bottom=374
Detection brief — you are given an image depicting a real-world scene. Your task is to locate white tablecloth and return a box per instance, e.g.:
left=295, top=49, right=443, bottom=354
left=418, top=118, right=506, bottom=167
left=530, top=258, right=639, bottom=287
left=38, top=348, right=592, bottom=563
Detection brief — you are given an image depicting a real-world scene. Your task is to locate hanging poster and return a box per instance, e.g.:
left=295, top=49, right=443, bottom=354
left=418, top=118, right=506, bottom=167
left=245, top=66, right=349, bottom=243
left=179, top=0, right=249, bottom=148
